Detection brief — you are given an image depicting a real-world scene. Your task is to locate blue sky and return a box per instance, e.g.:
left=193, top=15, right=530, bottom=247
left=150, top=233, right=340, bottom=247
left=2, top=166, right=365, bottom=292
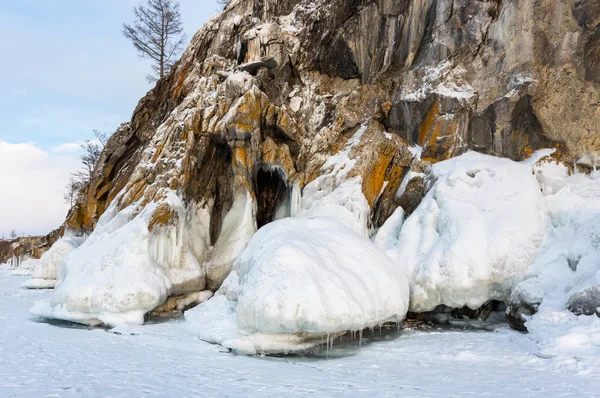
left=0, top=0, right=220, bottom=237
left=0, top=0, right=220, bottom=148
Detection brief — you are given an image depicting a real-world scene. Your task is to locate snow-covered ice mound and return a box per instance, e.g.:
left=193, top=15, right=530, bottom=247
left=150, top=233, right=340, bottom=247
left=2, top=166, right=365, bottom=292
left=381, top=151, right=547, bottom=312
left=22, top=234, right=86, bottom=289
left=509, top=161, right=600, bottom=363
left=186, top=217, right=409, bottom=354
left=31, top=193, right=206, bottom=326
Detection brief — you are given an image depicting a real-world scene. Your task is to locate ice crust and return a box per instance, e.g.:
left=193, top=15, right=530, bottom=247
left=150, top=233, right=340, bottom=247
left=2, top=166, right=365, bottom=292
left=31, top=192, right=205, bottom=326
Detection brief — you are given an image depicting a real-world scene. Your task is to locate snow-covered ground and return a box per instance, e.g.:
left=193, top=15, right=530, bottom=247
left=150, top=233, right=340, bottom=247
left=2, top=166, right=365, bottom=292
left=1, top=269, right=598, bottom=397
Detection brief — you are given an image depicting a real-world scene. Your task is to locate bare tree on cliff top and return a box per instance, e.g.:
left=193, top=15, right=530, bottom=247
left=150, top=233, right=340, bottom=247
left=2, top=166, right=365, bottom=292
left=123, top=0, right=186, bottom=83
left=64, top=130, right=109, bottom=206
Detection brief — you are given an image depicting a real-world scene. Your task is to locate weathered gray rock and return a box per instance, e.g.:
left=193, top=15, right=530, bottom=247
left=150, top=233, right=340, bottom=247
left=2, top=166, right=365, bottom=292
left=567, top=286, right=600, bottom=317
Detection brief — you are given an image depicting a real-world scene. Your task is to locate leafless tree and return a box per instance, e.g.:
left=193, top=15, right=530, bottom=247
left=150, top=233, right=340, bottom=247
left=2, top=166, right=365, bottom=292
left=123, top=0, right=186, bottom=82
left=64, top=130, right=110, bottom=206
left=64, top=176, right=86, bottom=206
left=217, top=0, right=230, bottom=9
left=9, top=230, right=17, bottom=240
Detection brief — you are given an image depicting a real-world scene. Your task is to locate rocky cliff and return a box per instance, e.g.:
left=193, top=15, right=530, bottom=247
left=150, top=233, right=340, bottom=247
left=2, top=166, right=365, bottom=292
left=69, top=0, right=599, bottom=237
left=26, top=0, right=600, bottom=334
left=0, top=228, right=62, bottom=268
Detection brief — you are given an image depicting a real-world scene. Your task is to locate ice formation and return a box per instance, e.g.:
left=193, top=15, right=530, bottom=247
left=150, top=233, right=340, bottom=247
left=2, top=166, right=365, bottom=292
left=31, top=192, right=207, bottom=326
left=381, top=151, right=547, bottom=312
left=510, top=160, right=600, bottom=359
left=299, top=125, right=371, bottom=237
left=186, top=216, right=409, bottom=354
left=22, top=233, right=86, bottom=289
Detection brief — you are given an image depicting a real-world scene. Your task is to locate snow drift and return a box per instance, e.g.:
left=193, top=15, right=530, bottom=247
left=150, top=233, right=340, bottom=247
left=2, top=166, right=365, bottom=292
left=186, top=216, right=409, bottom=354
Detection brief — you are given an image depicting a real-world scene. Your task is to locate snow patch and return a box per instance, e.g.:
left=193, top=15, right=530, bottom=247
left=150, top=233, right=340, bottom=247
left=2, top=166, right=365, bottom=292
left=299, top=125, right=371, bottom=236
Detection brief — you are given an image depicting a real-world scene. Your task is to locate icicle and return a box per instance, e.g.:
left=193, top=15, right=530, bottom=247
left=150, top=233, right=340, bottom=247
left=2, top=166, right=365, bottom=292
left=326, top=333, right=329, bottom=357
left=359, top=330, right=363, bottom=349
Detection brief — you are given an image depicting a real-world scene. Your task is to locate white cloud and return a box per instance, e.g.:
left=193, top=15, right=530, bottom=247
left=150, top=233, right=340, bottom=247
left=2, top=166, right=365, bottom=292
left=53, top=142, right=82, bottom=153
left=0, top=140, right=81, bottom=237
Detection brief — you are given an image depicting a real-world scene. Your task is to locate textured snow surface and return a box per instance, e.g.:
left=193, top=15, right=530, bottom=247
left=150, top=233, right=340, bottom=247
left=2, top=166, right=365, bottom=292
left=236, top=217, right=408, bottom=333
left=186, top=217, right=409, bottom=353
left=384, top=152, right=547, bottom=312
left=3, top=270, right=599, bottom=397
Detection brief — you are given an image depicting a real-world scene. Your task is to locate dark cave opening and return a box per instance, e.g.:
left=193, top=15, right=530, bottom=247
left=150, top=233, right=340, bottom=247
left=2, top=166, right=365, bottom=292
left=255, top=166, right=290, bottom=229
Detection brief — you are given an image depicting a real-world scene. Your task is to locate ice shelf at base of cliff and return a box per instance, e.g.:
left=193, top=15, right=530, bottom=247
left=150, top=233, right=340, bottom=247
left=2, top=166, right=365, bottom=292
left=27, top=148, right=600, bottom=360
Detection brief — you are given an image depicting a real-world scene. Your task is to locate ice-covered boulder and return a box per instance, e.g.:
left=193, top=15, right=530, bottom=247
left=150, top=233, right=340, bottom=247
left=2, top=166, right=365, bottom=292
left=383, top=151, right=547, bottom=312
left=22, top=234, right=86, bottom=289
left=31, top=193, right=208, bottom=326
left=186, top=216, right=409, bottom=354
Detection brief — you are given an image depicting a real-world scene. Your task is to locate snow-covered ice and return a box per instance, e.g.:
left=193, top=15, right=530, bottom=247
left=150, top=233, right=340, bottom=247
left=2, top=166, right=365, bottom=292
left=510, top=159, right=600, bottom=364
left=386, top=151, right=546, bottom=312
left=3, top=269, right=599, bottom=397
left=299, top=124, right=371, bottom=236
left=31, top=192, right=206, bottom=326
left=186, top=217, right=409, bottom=354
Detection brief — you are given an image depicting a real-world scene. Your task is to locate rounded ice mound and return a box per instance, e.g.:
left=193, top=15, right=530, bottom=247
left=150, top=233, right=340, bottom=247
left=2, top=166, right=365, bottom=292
left=390, top=151, right=546, bottom=312
left=235, top=217, right=409, bottom=334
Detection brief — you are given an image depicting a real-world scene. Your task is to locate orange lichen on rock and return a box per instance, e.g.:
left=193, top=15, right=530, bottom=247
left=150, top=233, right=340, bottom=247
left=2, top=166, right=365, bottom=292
left=262, top=138, right=297, bottom=181
left=148, top=203, right=179, bottom=232
left=171, top=65, right=190, bottom=101
left=233, top=147, right=251, bottom=168
left=362, top=143, right=395, bottom=206
left=418, top=99, right=461, bottom=162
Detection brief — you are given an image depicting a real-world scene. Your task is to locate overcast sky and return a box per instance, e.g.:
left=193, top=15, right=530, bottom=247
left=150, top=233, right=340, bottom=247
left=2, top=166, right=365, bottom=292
left=0, top=0, right=220, bottom=237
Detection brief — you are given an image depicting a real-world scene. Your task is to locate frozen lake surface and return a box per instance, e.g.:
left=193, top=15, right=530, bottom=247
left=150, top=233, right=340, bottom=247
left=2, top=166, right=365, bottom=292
left=0, top=269, right=597, bottom=397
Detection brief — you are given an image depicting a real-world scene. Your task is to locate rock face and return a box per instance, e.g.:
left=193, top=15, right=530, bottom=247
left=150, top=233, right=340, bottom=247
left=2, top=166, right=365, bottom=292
left=68, top=0, right=599, bottom=235
left=43, top=0, right=599, bottom=324
left=0, top=229, right=62, bottom=268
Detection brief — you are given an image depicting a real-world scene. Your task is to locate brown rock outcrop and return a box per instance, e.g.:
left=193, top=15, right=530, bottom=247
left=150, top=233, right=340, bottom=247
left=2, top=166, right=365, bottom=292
left=0, top=228, right=62, bottom=267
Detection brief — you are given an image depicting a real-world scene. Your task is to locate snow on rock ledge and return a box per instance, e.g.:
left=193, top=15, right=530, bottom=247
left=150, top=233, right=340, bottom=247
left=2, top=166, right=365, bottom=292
left=186, top=217, right=409, bottom=354
left=383, top=151, right=547, bottom=313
